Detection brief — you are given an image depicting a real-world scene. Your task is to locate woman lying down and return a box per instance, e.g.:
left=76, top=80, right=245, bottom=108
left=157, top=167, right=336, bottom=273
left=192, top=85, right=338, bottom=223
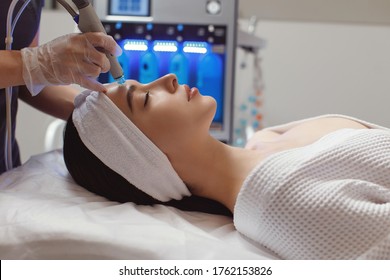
left=63, top=74, right=390, bottom=259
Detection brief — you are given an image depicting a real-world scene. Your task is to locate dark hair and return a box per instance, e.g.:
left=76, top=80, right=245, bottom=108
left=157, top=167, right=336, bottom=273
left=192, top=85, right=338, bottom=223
left=63, top=114, right=232, bottom=217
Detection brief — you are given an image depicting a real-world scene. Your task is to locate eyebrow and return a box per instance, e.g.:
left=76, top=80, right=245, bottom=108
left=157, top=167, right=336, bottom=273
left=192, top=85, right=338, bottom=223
left=126, top=85, right=136, bottom=112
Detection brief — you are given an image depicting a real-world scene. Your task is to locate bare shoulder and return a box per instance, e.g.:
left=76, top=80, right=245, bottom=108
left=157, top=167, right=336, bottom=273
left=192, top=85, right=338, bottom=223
left=282, top=117, right=368, bottom=136
left=245, top=116, right=368, bottom=151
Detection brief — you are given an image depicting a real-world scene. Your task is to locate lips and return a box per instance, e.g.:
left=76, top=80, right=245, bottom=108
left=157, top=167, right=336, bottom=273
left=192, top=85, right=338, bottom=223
left=184, top=84, right=199, bottom=101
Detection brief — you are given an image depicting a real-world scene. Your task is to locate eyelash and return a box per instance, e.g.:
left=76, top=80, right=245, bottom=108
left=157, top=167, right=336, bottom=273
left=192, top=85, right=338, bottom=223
left=143, top=91, right=150, bottom=107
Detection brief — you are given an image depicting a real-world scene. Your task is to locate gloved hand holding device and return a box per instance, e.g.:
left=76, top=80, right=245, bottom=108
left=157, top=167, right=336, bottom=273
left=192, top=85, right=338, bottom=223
left=20, top=32, right=122, bottom=95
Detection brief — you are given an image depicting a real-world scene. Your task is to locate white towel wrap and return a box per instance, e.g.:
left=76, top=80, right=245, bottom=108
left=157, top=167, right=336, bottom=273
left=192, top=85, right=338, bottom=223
left=235, top=115, right=390, bottom=259
left=72, top=90, right=191, bottom=202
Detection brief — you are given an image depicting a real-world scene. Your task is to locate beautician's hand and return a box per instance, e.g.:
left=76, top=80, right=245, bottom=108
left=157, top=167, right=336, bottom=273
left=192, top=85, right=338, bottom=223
left=20, top=32, right=122, bottom=95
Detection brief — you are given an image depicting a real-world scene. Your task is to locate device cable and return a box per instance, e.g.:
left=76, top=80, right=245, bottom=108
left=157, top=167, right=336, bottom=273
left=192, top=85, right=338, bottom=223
left=4, top=0, right=32, bottom=170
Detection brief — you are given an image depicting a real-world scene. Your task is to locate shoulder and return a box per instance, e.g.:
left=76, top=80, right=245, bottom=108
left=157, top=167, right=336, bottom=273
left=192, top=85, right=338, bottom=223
left=245, top=115, right=370, bottom=152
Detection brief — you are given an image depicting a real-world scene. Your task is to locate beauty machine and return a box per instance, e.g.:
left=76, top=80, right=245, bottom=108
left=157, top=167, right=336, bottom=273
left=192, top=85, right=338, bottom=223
left=93, top=0, right=238, bottom=143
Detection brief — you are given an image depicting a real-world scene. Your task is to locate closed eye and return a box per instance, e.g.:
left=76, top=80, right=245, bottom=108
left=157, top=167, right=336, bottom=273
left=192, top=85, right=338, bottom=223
left=144, top=91, right=150, bottom=107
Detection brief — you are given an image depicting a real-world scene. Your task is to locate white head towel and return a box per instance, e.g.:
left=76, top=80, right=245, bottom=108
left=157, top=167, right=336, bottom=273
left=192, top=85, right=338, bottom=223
left=72, top=89, right=191, bottom=202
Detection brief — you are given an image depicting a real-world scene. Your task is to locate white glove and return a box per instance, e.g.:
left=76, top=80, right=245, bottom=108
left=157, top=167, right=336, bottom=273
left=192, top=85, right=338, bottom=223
left=21, top=32, right=122, bottom=95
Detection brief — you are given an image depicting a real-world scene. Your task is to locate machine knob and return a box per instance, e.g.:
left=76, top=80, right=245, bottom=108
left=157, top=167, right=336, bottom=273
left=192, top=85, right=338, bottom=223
left=206, top=0, right=221, bottom=15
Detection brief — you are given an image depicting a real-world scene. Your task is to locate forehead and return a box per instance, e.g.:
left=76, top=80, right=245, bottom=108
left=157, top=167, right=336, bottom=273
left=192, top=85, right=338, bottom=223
left=105, top=84, right=134, bottom=118
left=106, top=79, right=139, bottom=90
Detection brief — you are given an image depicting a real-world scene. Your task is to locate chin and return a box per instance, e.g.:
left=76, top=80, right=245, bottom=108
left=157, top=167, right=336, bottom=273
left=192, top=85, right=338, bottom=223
left=202, top=96, right=218, bottom=122
left=203, top=95, right=217, bottom=108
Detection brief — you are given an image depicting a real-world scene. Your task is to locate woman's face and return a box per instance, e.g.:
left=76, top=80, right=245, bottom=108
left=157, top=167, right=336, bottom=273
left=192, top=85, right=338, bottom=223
left=105, top=74, right=217, bottom=153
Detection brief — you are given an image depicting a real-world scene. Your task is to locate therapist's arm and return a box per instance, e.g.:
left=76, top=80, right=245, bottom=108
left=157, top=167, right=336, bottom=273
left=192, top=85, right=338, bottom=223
left=19, top=85, right=78, bottom=120
left=0, top=50, right=24, bottom=88
left=18, top=29, right=79, bottom=120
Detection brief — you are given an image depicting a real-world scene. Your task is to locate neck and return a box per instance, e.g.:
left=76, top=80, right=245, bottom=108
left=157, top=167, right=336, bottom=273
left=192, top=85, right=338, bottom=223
left=168, top=135, right=263, bottom=213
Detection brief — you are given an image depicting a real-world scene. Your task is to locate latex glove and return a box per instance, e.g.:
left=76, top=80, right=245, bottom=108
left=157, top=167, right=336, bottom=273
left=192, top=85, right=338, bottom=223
left=21, top=32, right=122, bottom=96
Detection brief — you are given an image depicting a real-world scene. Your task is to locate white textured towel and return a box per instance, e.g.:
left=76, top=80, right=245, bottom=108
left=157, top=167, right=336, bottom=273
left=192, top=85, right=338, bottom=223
left=234, top=115, right=390, bottom=259
left=72, top=90, right=190, bottom=202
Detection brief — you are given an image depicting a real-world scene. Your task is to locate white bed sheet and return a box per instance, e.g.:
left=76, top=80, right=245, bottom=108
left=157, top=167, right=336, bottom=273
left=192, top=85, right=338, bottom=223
left=0, top=150, right=279, bottom=260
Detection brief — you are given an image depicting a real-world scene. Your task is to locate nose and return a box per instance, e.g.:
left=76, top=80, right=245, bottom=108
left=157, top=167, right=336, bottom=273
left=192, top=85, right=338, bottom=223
left=149, top=73, right=178, bottom=93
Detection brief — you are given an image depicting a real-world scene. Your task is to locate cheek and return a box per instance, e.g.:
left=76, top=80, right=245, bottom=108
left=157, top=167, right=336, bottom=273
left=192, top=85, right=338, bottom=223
left=132, top=97, right=216, bottom=150
left=148, top=109, right=188, bottom=136
left=131, top=111, right=181, bottom=150
left=135, top=120, right=182, bottom=154
left=156, top=96, right=216, bottom=132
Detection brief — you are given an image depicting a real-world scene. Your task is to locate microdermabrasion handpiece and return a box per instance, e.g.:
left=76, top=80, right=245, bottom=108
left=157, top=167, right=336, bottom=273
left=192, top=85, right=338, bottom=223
left=71, top=0, right=125, bottom=84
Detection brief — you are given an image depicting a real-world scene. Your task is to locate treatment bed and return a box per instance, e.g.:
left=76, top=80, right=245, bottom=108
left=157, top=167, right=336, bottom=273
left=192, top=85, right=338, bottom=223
left=0, top=149, right=279, bottom=259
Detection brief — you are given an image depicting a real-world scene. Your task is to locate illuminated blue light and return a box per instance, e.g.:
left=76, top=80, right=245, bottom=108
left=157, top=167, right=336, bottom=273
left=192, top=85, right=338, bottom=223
left=183, top=41, right=208, bottom=54
left=115, top=22, right=122, bottom=29
left=123, top=40, right=148, bottom=51
left=146, top=23, right=153, bottom=30
left=153, top=41, right=178, bottom=52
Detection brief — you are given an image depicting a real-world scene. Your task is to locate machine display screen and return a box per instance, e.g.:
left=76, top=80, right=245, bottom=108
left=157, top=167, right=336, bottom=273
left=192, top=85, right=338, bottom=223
left=99, top=21, right=227, bottom=129
left=109, top=0, right=151, bottom=16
